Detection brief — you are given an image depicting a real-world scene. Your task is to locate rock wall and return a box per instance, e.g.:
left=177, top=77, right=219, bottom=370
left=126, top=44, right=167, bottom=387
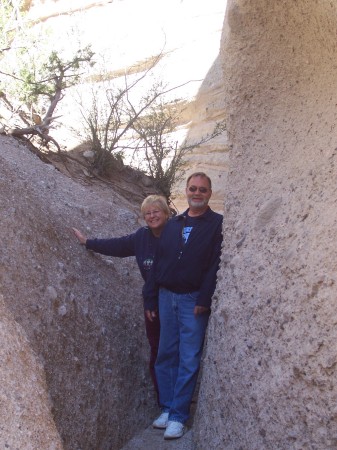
left=0, top=295, right=63, bottom=450
left=195, top=1, right=337, bottom=449
left=0, top=136, right=157, bottom=449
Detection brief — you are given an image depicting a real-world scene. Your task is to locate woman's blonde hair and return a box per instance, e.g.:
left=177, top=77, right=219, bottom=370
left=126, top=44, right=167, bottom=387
left=141, top=195, right=171, bottom=218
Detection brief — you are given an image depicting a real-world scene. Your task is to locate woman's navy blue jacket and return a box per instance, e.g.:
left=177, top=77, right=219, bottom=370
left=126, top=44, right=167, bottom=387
left=143, top=207, right=223, bottom=310
left=86, top=227, right=159, bottom=281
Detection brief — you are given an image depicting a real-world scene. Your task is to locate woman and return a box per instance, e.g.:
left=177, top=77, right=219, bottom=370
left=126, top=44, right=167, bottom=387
left=72, top=194, right=171, bottom=401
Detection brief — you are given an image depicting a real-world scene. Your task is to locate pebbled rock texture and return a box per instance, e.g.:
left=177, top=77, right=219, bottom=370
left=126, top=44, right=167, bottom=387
left=0, top=135, right=158, bottom=449
left=195, top=1, right=337, bottom=449
left=0, top=295, right=63, bottom=450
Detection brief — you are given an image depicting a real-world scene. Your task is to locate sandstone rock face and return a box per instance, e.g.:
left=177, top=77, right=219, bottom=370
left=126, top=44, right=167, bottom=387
left=0, top=136, right=157, bottom=449
left=0, top=295, right=63, bottom=450
left=195, top=1, right=337, bottom=449
left=172, top=54, right=229, bottom=214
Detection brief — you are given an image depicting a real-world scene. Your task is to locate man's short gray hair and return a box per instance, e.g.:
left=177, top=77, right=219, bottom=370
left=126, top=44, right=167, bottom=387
left=186, top=172, right=212, bottom=189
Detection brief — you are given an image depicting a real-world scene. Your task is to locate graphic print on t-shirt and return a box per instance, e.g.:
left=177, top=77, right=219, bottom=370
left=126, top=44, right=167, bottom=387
left=143, top=257, right=154, bottom=271
left=182, top=226, right=193, bottom=244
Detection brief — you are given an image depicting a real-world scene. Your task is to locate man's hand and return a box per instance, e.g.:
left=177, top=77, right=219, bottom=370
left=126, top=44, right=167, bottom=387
left=145, top=310, right=157, bottom=322
left=194, top=305, right=210, bottom=316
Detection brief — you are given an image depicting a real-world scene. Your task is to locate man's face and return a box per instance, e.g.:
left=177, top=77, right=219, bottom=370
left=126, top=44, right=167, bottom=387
left=186, top=176, right=212, bottom=210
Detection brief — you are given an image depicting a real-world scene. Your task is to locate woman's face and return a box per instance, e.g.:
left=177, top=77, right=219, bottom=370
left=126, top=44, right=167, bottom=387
left=143, top=203, right=168, bottom=234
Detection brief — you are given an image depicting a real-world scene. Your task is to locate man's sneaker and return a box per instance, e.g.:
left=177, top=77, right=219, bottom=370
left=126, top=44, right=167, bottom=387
left=152, top=412, right=169, bottom=429
left=164, top=421, right=185, bottom=439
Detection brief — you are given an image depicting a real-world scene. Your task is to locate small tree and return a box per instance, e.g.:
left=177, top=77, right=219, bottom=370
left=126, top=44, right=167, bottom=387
left=79, top=65, right=226, bottom=203
left=77, top=55, right=166, bottom=175
left=131, top=97, right=226, bottom=201
left=0, top=3, right=95, bottom=151
left=78, top=81, right=137, bottom=175
left=0, top=0, right=24, bottom=52
left=1, top=46, right=95, bottom=150
left=79, top=69, right=226, bottom=203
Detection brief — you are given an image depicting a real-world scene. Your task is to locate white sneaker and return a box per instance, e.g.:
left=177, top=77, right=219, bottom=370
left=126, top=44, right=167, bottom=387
left=164, top=420, right=185, bottom=439
left=152, top=412, right=169, bottom=429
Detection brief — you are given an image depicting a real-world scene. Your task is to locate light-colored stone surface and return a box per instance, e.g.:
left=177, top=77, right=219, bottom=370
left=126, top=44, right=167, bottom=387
left=195, top=1, right=337, bottom=449
left=0, top=135, right=158, bottom=449
left=0, top=295, right=63, bottom=450
left=121, top=426, right=194, bottom=450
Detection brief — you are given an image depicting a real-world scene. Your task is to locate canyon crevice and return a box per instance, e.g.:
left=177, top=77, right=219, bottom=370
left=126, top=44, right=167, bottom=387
left=1, top=1, right=337, bottom=449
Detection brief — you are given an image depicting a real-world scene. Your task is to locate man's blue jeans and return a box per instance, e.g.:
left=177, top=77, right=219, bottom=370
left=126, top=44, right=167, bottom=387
left=155, top=287, right=210, bottom=424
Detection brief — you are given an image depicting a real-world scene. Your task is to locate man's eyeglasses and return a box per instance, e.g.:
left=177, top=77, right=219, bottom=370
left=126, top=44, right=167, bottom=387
left=188, top=186, right=209, bottom=193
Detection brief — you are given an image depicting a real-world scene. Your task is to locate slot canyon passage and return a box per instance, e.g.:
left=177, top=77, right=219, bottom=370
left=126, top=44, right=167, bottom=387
left=2, top=0, right=337, bottom=449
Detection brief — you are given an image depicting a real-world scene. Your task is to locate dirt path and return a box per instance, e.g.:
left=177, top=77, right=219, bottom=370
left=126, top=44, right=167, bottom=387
left=120, top=425, right=194, bottom=450
left=121, top=397, right=198, bottom=449
left=120, top=362, right=202, bottom=449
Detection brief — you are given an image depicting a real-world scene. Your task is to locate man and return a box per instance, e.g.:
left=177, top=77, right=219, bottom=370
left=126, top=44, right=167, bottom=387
left=143, top=172, right=223, bottom=440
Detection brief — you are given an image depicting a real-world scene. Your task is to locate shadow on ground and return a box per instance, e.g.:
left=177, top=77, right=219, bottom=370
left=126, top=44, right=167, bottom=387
left=120, top=424, right=194, bottom=450
left=120, top=397, right=197, bottom=450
